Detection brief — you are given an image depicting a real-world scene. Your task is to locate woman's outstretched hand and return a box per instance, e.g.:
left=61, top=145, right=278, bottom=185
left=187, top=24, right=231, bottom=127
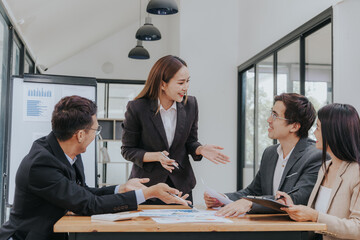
left=196, top=144, right=230, bottom=164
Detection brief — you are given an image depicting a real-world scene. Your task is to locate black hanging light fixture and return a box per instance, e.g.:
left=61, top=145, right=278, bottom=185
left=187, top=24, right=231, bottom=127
left=128, top=0, right=150, bottom=59
left=128, top=40, right=150, bottom=59
left=146, top=0, right=178, bottom=15
left=136, top=16, right=161, bottom=41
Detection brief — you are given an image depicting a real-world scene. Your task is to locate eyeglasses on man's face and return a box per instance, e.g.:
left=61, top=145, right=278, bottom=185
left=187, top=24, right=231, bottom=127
left=269, top=110, right=289, bottom=122
left=88, top=125, right=102, bottom=136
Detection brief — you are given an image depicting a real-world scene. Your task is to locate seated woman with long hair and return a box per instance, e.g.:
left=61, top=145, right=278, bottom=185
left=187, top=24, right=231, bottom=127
left=276, top=103, right=360, bottom=240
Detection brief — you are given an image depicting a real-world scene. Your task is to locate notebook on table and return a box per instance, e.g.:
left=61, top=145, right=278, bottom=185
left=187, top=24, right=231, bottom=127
left=242, top=196, right=288, bottom=213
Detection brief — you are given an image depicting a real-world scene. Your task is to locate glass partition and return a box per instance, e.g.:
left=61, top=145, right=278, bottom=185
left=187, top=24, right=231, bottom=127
left=96, top=81, right=144, bottom=187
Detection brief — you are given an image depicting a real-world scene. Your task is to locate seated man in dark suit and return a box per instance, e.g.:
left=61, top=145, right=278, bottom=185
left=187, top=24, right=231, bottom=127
left=0, top=95, right=188, bottom=240
left=204, top=93, right=322, bottom=216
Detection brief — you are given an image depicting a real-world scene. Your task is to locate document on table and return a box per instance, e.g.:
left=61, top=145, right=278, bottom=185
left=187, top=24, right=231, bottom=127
left=152, top=216, right=233, bottom=223
left=139, top=209, right=200, bottom=217
left=140, top=209, right=233, bottom=223
left=91, top=212, right=139, bottom=222
left=140, top=209, right=221, bottom=217
left=91, top=209, right=233, bottom=223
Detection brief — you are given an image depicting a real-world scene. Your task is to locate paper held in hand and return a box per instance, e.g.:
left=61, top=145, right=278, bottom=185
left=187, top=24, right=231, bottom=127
left=204, top=186, right=233, bottom=205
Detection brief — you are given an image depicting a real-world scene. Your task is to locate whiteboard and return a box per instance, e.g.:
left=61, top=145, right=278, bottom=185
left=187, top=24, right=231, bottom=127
left=8, top=76, right=97, bottom=205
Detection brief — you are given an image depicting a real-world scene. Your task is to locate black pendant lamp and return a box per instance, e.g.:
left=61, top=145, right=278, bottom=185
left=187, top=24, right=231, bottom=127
left=128, top=40, right=150, bottom=59
left=136, top=17, right=161, bottom=41
left=146, top=0, right=178, bottom=15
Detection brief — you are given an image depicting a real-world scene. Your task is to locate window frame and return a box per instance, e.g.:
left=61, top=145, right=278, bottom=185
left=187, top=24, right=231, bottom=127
left=0, top=4, right=36, bottom=224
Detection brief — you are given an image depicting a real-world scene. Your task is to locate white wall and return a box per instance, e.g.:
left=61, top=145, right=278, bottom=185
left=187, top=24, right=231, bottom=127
left=179, top=0, right=239, bottom=206
left=333, top=0, right=360, bottom=111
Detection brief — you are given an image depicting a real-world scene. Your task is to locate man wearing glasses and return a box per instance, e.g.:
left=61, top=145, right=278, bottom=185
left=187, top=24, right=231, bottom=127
left=205, top=93, right=322, bottom=217
left=0, top=95, right=188, bottom=240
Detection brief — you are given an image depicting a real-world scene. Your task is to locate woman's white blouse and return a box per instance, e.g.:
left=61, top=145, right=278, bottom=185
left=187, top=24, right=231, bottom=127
left=314, top=185, right=332, bottom=214
left=159, top=100, right=177, bottom=147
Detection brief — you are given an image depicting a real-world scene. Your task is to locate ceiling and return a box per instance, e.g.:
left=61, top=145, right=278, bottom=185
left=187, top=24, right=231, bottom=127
left=1, top=0, right=332, bottom=71
left=2, top=0, right=175, bottom=68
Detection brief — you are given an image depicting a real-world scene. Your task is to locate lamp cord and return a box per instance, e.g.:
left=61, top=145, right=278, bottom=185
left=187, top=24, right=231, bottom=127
left=139, top=0, right=141, bottom=27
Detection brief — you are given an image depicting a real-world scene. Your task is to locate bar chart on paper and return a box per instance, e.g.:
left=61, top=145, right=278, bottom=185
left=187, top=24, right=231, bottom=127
left=27, top=88, right=53, bottom=97
left=24, top=84, right=55, bottom=121
left=27, top=100, right=47, bottom=117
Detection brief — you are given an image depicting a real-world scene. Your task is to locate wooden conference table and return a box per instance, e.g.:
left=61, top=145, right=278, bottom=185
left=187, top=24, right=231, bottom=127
left=54, top=205, right=326, bottom=240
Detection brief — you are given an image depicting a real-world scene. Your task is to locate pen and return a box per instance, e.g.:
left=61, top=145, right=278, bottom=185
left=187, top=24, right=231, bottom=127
left=161, top=152, right=179, bottom=169
left=275, top=187, right=300, bottom=200
left=168, top=193, right=198, bottom=211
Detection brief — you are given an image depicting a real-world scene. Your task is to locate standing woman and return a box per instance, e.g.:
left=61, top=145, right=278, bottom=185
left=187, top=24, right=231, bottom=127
left=121, top=55, right=229, bottom=203
left=276, top=103, right=360, bottom=240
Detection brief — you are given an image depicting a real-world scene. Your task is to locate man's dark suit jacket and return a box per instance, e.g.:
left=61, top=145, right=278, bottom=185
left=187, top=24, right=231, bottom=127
left=121, top=96, right=202, bottom=195
left=226, top=137, right=322, bottom=213
left=0, top=132, right=137, bottom=240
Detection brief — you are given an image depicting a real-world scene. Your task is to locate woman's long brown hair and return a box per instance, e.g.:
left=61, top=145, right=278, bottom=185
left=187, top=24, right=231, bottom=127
left=135, top=55, right=188, bottom=102
left=318, top=103, right=360, bottom=174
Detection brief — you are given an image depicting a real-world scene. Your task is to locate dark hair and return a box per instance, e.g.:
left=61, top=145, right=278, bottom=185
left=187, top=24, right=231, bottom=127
left=135, top=55, right=188, bottom=102
left=52, top=95, right=97, bottom=141
left=318, top=103, right=360, bottom=167
left=274, top=93, right=316, bottom=138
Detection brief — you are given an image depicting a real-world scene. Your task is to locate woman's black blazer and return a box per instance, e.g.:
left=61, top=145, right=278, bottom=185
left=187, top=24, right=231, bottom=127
left=121, top=96, right=202, bottom=194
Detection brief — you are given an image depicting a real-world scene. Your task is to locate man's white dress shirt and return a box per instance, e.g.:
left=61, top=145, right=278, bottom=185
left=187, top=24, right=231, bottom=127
left=272, top=145, right=295, bottom=195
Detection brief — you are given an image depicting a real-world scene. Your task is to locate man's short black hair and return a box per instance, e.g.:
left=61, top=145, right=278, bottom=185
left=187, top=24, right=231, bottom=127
left=274, top=93, right=316, bottom=138
left=52, top=95, right=97, bottom=141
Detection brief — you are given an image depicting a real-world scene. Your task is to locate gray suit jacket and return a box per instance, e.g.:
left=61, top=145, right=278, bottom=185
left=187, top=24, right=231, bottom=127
left=226, top=137, right=322, bottom=213
left=121, top=96, right=202, bottom=195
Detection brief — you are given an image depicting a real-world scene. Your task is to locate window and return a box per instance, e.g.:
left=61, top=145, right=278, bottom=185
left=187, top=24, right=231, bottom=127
left=24, top=52, right=35, bottom=73
left=241, top=69, right=255, bottom=186
left=305, top=24, right=332, bottom=109
left=237, top=8, right=332, bottom=189
left=12, top=36, right=22, bottom=75
left=277, top=40, right=300, bottom=94
left=256, top=56, right=274, bottom=172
